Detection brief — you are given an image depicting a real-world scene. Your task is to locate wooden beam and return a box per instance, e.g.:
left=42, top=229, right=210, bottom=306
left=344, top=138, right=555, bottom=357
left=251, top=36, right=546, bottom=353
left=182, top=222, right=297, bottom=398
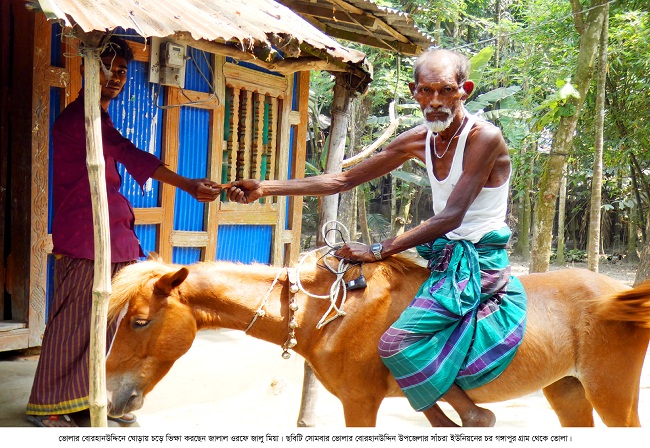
left=224, top=63, right=287, bottom=99
left=213, top=210, right=279, bottom=225
left=280, top=0, right=377, bottom=27
left=174, top=34, right=359, bottom=76
left=288, top=0, right=411, bottom=45
left=205, top=54, right=226, bottom=261
left=287, top=71, right=311, bottom=266
left=43, top=66, right=70, bottom=88
left=169, top=231, right=209, bottom=247
left=133, top=207, right=164, bottom=224
left=323, top=25, right=420, bottom=55
left=159, top=88, right=182, bottom=262
left=165, top=89, right=220, bottom=109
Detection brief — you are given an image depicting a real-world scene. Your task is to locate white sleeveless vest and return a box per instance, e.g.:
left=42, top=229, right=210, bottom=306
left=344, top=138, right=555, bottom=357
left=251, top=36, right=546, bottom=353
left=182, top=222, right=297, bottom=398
left=425, top=113, right=509, bottom=243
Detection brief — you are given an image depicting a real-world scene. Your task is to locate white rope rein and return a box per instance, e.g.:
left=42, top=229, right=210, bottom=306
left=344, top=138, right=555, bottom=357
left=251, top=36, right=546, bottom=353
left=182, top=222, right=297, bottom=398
left=295, top=221, right=359, bottom=329
left=244, top=268, right=283, bottom=333
left=244, top=220, right=363, bottom=339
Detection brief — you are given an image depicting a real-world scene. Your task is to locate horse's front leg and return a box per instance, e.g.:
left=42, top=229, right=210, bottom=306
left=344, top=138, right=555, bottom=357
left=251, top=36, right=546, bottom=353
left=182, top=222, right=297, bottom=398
left=341, top=395, right=383, bottom=427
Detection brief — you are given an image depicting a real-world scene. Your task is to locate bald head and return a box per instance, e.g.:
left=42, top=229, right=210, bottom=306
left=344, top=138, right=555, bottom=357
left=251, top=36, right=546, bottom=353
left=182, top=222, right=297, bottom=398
left=413, top=49, right=470, bottom=86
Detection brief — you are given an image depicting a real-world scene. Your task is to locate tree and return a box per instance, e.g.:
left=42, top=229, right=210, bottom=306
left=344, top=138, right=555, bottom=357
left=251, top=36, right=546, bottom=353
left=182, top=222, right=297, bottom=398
left=586, top=3, right=609, bottom=272
left=530, top=0, right=609, bottom=273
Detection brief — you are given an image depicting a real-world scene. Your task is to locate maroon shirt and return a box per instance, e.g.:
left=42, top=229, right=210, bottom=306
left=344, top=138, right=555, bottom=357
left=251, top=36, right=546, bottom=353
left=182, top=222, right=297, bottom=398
left=51, top=93, right=162, bottom=262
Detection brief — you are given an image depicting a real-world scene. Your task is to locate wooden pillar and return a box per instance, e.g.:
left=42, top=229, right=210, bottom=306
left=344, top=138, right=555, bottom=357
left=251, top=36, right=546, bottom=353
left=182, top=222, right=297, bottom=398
left=317, top=73, right=353, bottom=246
left=77, top=32, right=111, bottom=428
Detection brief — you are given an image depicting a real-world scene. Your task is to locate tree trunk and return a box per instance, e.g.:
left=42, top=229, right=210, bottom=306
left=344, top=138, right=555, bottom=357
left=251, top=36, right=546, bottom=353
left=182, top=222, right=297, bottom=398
left=625, top=208, right=640, bottom=263
left=587, top=7, right=608, bottom=272
left=358, top=187, right=372, bottom=245
left=634, top=213, right=650, bottom=286
left=393, top=187, right=415, bottom=237
left=530, top=0, right=609, bottom=273
left=303, top=75, right=354, bottom=427
left=513, top=148, right=534, bottom=261
left=556, top=170, right=567, bottom=264
left=296, top=361, right=320, bottom=427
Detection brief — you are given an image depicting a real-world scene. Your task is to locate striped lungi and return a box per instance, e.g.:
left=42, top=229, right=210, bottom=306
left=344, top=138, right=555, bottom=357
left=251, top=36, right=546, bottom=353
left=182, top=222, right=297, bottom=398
left=378, top=227, right=527, bottom=412
left=26, top=256, right=131, bottom=416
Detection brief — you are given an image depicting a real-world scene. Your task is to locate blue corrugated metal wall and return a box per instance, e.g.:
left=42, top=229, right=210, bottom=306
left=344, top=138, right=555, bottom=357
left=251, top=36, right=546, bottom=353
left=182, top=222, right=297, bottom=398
left=47, top=31, right=289, bottom=278
left=110, top=58, right=162, bottom=258
left=216, top=225, right=272, bottom=264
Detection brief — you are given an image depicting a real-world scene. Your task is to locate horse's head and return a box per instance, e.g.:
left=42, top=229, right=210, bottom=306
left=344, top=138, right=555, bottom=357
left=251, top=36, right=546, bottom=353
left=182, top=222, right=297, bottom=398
left=106, top=258, right=196, bottom=417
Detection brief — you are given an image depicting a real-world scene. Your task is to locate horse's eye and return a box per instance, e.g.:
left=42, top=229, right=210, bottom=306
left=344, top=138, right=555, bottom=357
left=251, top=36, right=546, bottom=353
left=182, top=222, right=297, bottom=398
left=132, top=318, right=150, bottom=328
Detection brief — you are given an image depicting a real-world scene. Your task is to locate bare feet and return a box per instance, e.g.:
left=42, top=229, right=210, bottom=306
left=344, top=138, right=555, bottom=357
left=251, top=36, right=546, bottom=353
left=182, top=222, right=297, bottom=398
left=460, top=406, right=496, bottom=427
left=423, top=404, right=461, bottom=427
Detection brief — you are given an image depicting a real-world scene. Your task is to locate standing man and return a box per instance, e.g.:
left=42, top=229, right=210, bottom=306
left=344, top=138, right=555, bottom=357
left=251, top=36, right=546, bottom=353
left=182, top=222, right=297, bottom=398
left=227, top=49, right=527, bottom=427
left=26, top=36, right=221, bottom=427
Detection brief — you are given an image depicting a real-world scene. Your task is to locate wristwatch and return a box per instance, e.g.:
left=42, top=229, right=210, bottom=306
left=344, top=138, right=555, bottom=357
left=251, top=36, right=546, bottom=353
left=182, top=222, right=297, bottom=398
left=370, top=242, right=383, bottom=261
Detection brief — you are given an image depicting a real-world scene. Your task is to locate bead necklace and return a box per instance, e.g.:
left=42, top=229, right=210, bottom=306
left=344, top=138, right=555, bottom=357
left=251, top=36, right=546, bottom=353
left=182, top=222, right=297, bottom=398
left=432, top=116, right=466, bottom=159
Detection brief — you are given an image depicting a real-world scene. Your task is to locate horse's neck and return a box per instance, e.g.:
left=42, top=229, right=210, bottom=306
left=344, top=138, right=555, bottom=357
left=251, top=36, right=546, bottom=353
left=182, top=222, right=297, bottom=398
left=185, top=263, right=293, bottom=345
left=184, top=261, right=335, bottom=351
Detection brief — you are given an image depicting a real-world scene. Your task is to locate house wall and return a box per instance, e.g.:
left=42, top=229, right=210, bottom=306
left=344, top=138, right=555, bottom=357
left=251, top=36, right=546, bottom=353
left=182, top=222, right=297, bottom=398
left=0, top=11, right=309, bottom=352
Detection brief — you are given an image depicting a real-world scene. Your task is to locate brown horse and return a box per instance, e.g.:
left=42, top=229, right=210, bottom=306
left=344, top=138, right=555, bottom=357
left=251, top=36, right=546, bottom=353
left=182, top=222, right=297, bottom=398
left=105, top=250, right=650, bottom=427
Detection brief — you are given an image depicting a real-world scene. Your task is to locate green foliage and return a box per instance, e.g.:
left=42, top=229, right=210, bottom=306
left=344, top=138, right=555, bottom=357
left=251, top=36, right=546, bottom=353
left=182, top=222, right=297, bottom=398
left=468, top=47, right=496, bottom=91
left=551, top=249, right=586, bottom=263
left=304, top=0, right=650, bottom=254
left=532, top=78, right=581, bottom=130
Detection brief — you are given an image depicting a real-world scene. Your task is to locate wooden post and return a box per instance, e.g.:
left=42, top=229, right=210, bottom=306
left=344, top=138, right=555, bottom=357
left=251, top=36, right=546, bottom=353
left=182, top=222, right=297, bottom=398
left=301, top=73, right=354, bottom=427
left=81, top=39, right=111, bottom=428
left=316, top=73, right=353, bottom=246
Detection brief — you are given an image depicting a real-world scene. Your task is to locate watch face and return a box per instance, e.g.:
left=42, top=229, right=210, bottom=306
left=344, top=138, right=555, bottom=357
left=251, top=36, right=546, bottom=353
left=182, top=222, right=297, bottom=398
left=371, top=243, right=382, bottom=259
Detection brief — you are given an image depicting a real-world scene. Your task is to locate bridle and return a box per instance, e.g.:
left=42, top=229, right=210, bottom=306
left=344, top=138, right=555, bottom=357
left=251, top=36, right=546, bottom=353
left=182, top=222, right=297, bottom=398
left=243, top=266, right=300, bottom=359
left=243, top=221, right=360, bottom=359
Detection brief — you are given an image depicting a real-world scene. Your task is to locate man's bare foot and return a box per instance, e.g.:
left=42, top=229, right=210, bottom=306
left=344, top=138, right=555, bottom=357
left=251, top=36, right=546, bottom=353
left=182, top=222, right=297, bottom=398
left=460, top=407, right=496, bottom=427
left=423, top=404, right=461, bottom=427
left=27, top=414, right=78, bottom=427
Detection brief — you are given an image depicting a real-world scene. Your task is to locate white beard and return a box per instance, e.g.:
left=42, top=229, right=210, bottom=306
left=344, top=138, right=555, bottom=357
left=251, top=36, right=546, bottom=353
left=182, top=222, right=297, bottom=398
left=424, top=115, right=453, bottom=133
left=423, top=106, right=453, bottom=133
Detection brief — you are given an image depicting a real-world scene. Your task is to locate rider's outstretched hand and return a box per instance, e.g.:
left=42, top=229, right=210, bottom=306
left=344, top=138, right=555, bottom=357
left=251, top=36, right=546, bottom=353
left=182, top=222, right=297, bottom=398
left=227, top=179, right=263, bottom=204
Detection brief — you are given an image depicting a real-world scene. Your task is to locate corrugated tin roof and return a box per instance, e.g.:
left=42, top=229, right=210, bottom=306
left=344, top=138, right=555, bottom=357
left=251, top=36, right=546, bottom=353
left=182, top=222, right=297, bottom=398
left=31, top=0, right=373, bottom=91
left=274, top=0, right=435, bottom=56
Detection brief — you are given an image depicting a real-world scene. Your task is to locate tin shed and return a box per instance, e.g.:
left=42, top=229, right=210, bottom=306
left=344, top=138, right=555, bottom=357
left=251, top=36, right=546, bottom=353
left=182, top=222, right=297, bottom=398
left=0, top=0, right=372, bottom=353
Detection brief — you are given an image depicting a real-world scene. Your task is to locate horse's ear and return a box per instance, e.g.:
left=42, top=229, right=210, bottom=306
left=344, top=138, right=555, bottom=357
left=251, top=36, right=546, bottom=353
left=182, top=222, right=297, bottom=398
left=147, top=251, right=163, bottom=262
left=154, top=267, right=189, bottom=296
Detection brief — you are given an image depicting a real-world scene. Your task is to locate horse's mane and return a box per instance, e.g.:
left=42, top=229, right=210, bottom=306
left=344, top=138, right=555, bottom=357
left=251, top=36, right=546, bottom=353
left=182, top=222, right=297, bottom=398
left=107, top=251, right=426, bottom=323
left=379, top=251, right=427, bottom=275
left=108, top=260, right=180, bottom=323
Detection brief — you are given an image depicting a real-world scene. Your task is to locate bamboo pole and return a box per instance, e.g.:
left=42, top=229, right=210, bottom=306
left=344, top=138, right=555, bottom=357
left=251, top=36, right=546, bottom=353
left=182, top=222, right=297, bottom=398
left=81, top=43, right=110, bottom=428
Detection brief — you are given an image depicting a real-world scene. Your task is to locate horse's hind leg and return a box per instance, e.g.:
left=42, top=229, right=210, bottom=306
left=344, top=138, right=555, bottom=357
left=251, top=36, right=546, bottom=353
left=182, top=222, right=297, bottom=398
left=543, top=377, right=594, bottom=427
left=582, top=374, right=641, bottom=427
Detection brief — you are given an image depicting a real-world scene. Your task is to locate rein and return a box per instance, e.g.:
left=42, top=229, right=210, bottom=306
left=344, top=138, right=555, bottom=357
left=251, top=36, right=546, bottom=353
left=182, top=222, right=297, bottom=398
left=242, top=248, right=357, bottom=359
left=244, top=221, right=360, bottom=359
left=296, top=247, right=352, bottom=329
left=243, top=266, right=300, bottom=359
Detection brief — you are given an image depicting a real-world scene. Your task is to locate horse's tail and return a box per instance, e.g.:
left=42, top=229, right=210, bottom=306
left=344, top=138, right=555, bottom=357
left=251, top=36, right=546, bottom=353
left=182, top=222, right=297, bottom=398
left=595, top=281, right=650, bottom=329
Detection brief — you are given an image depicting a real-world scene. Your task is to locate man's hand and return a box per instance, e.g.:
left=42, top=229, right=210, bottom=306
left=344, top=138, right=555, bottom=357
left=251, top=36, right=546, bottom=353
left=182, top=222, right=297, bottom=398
left=227, top=179, right=263, bottom=204
left=334, top=242, right=380, bottom=263
left=190, top=179, right=222, bottom=202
